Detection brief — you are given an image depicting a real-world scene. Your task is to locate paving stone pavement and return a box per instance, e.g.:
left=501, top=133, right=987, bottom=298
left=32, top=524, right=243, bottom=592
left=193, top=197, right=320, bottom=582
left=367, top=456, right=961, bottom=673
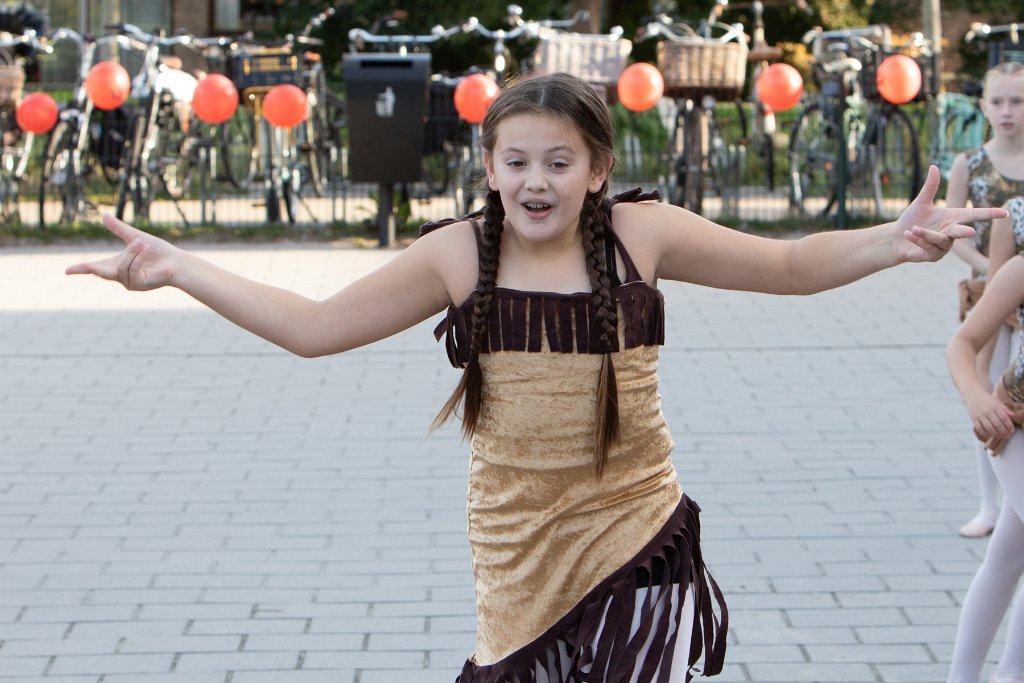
left=0, top=237, right=1012, bottom=683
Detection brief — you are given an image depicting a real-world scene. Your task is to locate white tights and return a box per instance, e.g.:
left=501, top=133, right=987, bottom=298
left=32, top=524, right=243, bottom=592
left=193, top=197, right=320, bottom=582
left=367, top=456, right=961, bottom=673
left=967, top=326, right=1012, bottom=528
left=948, top=428, right=1024, bottom=683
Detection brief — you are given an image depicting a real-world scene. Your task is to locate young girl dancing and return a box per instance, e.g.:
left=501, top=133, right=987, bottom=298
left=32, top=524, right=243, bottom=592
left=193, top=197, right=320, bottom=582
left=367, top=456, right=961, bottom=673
left=66, top=73, right=1004, bottom=682
left=946, top=61, right=1024, bottom=539
left=947, top=195, right=1024, bottom=683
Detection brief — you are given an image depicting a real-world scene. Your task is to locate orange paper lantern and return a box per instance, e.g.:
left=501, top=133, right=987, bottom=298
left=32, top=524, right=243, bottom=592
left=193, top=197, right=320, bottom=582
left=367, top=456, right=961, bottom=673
left=86, top=61, right=131, bottom=111
left=454, top=74, right=500, bottom=124
left=262, top=84, right=307, bottom=128
left=876, top=54, right=922, bottom=105
left=192, top=74, right=238, bottom=124
left=617, top=62, right=664, bottom=112
left=15, top=92, right=58, bottom=134
left=756, top=63, right=804, bottom=112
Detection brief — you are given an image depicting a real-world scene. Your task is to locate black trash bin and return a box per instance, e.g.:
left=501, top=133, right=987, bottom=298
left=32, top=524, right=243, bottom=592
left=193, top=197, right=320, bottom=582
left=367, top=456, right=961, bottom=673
left=344, top=53, right=431, bottom=183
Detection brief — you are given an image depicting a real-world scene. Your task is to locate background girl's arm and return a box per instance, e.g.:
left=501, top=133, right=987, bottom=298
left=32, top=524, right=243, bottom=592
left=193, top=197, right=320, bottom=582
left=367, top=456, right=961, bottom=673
left=621, top=167, right=1001, bottom=294
left=948, top=256, right=1024, bottom=441
left=946, top=153, right=989, bottom=273
left=66, top=215, right=474, bottom=358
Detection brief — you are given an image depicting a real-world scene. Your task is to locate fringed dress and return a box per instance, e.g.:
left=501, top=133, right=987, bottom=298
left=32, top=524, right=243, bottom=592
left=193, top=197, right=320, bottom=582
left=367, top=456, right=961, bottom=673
left=426, top=189, right=727, bottom=683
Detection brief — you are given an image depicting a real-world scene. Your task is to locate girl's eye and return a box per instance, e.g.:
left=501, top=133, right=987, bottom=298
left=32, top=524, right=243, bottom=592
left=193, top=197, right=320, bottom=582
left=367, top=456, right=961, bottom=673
left=550, top=160, right=569, bottom=170
left=506, top=160, right=525, bottom=168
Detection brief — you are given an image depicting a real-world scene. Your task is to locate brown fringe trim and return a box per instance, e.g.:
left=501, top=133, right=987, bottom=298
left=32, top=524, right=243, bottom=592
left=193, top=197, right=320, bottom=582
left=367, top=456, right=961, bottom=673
left=434, top=283, right=665, bottom=368
left=456, top=494, right=727, bottom=683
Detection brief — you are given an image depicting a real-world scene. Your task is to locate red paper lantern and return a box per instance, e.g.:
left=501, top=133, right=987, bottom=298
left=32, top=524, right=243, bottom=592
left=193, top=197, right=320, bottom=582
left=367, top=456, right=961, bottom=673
left=876, top=54, right=922, bottom=105
left=192, top=74, right=238, bottom=124
left=15, top=92, right=58, bottom=134
left=617, top=62, right=664, bottom=112
left=85, top=61, right=131, bottom=111
left=262, top=84, right=307, bottom=128
left=454, top=74, right=499, bottom=124
left=756, top=63, right=804, bottom=112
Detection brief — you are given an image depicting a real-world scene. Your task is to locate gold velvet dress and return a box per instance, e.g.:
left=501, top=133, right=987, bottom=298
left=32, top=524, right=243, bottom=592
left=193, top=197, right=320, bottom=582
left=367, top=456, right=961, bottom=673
left=427, top=190, right=727, bottom=683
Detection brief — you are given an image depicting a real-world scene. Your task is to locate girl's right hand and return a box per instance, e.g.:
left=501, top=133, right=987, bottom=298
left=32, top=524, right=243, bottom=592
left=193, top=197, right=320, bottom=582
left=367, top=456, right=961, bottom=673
left=65, top=214, right=181, bottom=290
left=966, top=385, right=1016, bottom=449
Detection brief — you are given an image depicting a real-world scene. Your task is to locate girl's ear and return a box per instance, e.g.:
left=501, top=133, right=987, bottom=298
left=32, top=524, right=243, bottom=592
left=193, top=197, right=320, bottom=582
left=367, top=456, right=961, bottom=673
left=484, top=151, right=498, bottom=191
left=588, top=158, right=612, bottom=194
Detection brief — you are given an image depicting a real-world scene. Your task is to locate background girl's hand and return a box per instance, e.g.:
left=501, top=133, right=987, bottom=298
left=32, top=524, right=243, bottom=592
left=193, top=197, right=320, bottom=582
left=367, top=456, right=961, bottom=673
left=894, top=165, right=1007, bottom=263
left=65, top=214, right=180, bottom=290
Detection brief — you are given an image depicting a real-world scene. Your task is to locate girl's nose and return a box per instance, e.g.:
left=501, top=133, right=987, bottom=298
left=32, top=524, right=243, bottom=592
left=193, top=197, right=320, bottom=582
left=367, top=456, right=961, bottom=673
left=525, top=171, right=548, bottom=191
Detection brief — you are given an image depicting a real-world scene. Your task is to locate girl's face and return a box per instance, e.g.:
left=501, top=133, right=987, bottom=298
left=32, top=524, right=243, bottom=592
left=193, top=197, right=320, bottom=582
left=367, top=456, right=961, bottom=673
left=484, top=113, right=610, bottom=247
left=981, top=74, right=1024, bottom=138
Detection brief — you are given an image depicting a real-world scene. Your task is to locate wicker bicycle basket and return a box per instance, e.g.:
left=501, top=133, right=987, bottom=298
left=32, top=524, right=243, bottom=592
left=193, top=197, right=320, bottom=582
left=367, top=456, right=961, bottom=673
left=227, top=49, right=302, bottom=97
left=0, top=64, right=25, bottom=108
left=657, top=39, right=747, bottom=100
left=532, top=31, right=632, bottom=98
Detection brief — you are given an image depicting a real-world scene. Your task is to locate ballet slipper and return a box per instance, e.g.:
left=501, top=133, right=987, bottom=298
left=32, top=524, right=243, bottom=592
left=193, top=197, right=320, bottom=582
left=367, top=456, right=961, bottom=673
left=959, top=518, right=996, bottom=538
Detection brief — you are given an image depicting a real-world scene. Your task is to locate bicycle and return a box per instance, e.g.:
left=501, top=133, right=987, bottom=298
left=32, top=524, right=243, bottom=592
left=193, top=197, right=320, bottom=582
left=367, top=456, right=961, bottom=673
left=0, top=29, right=47, bottom=224
left=36, top=28, right=130, bottom=227
left=787, top=25, right=921, bottom=223
left=105, top=24, right=198, bottom=224
left=637, top=12, right=749, bottom=214
left=714, top=0, right=810, bottom=194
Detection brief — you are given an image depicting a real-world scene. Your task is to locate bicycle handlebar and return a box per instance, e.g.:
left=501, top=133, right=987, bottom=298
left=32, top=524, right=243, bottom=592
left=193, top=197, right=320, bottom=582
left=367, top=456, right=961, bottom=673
left=638, top=18, right=745, bottom=44
left=0, top=29, right=52, bottom=53
left=965, top=21, right=1021, bottom=44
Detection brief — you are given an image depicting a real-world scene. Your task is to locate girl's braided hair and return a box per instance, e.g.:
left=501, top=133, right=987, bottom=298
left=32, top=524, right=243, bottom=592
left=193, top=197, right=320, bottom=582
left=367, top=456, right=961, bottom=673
left=431, top=73, right=619, bottom=477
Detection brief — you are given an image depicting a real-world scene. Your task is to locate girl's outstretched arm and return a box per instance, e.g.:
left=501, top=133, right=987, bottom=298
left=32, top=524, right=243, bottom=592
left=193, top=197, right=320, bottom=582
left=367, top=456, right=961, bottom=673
left=619, top=166, right=1007, bottom=295
left=66, top=214, right=473, bottom=357
left=947, top=256, right=1024, bottom=444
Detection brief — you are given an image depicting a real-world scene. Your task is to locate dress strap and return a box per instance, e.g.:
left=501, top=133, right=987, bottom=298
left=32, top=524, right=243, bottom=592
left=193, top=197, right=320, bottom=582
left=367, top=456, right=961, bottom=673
left=606, top=187, right=659, bottom=285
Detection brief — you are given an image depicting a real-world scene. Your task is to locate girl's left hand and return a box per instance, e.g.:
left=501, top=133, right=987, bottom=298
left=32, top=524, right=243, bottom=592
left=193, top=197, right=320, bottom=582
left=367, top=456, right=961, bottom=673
left=894, top=166, right=1008, bottom=263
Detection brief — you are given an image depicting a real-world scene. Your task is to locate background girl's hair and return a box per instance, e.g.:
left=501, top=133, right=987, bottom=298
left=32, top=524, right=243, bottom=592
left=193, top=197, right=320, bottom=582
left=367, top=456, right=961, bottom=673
left=431, top=73, right=620, bottom=477
left=984, top=60, right=1024, bottom=93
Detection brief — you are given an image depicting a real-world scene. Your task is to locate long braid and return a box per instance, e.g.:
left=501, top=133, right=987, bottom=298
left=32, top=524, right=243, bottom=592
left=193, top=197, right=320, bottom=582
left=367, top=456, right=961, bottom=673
left=581, top=186, right=619, bottom=477
left=431, top=190, right=505, bottom=438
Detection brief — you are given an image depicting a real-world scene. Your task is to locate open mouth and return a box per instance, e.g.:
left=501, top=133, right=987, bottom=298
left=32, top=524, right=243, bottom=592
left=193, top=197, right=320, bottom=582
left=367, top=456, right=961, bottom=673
left=523, top=201, right=552, bottom=212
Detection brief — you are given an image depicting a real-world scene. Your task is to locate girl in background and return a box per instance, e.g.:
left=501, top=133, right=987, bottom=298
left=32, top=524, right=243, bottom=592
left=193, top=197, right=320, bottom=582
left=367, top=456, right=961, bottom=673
left=946, top=61, right=1024, bottom=539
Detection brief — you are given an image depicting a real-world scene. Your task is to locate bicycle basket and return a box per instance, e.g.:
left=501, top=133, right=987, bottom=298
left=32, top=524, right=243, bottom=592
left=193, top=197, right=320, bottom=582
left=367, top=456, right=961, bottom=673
left=0, top=64, right=25, bottom=109
left=532, top=31, right=632, bottom=100
left=657, top=39, right=747, bottom=100
left=227, top=49, right=302, bottom=96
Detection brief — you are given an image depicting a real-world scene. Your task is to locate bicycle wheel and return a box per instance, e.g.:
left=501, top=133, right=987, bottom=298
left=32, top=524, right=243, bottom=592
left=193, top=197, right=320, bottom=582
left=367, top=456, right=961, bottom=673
left=754, top=102, right=776, bottom=192
left=872, top=107, right=921, bottom=214
left=218, top=107, right=258, bottom=189
left=0, top=150, right=18, bottom=223
left=157, top=105, right=197, bottom=200
left=38, top=119, right=86, bottom=226
left=705, top=101, right=745, bottom=205
left=280, top=161, right=299, bottom=223
left=787, top=102, right=836, bottom=216
left=844, top=106, right=879, bottom=219
left=682, top=103, right=705, bottom=214
left=115, top=108, right=154, bottom=223
left=663, top=103, right=686, bottom=208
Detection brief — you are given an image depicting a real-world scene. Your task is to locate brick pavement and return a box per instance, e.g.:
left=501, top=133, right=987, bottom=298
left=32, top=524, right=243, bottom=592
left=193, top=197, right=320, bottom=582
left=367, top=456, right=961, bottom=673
left=0, top=238, right=1008, bottom=682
